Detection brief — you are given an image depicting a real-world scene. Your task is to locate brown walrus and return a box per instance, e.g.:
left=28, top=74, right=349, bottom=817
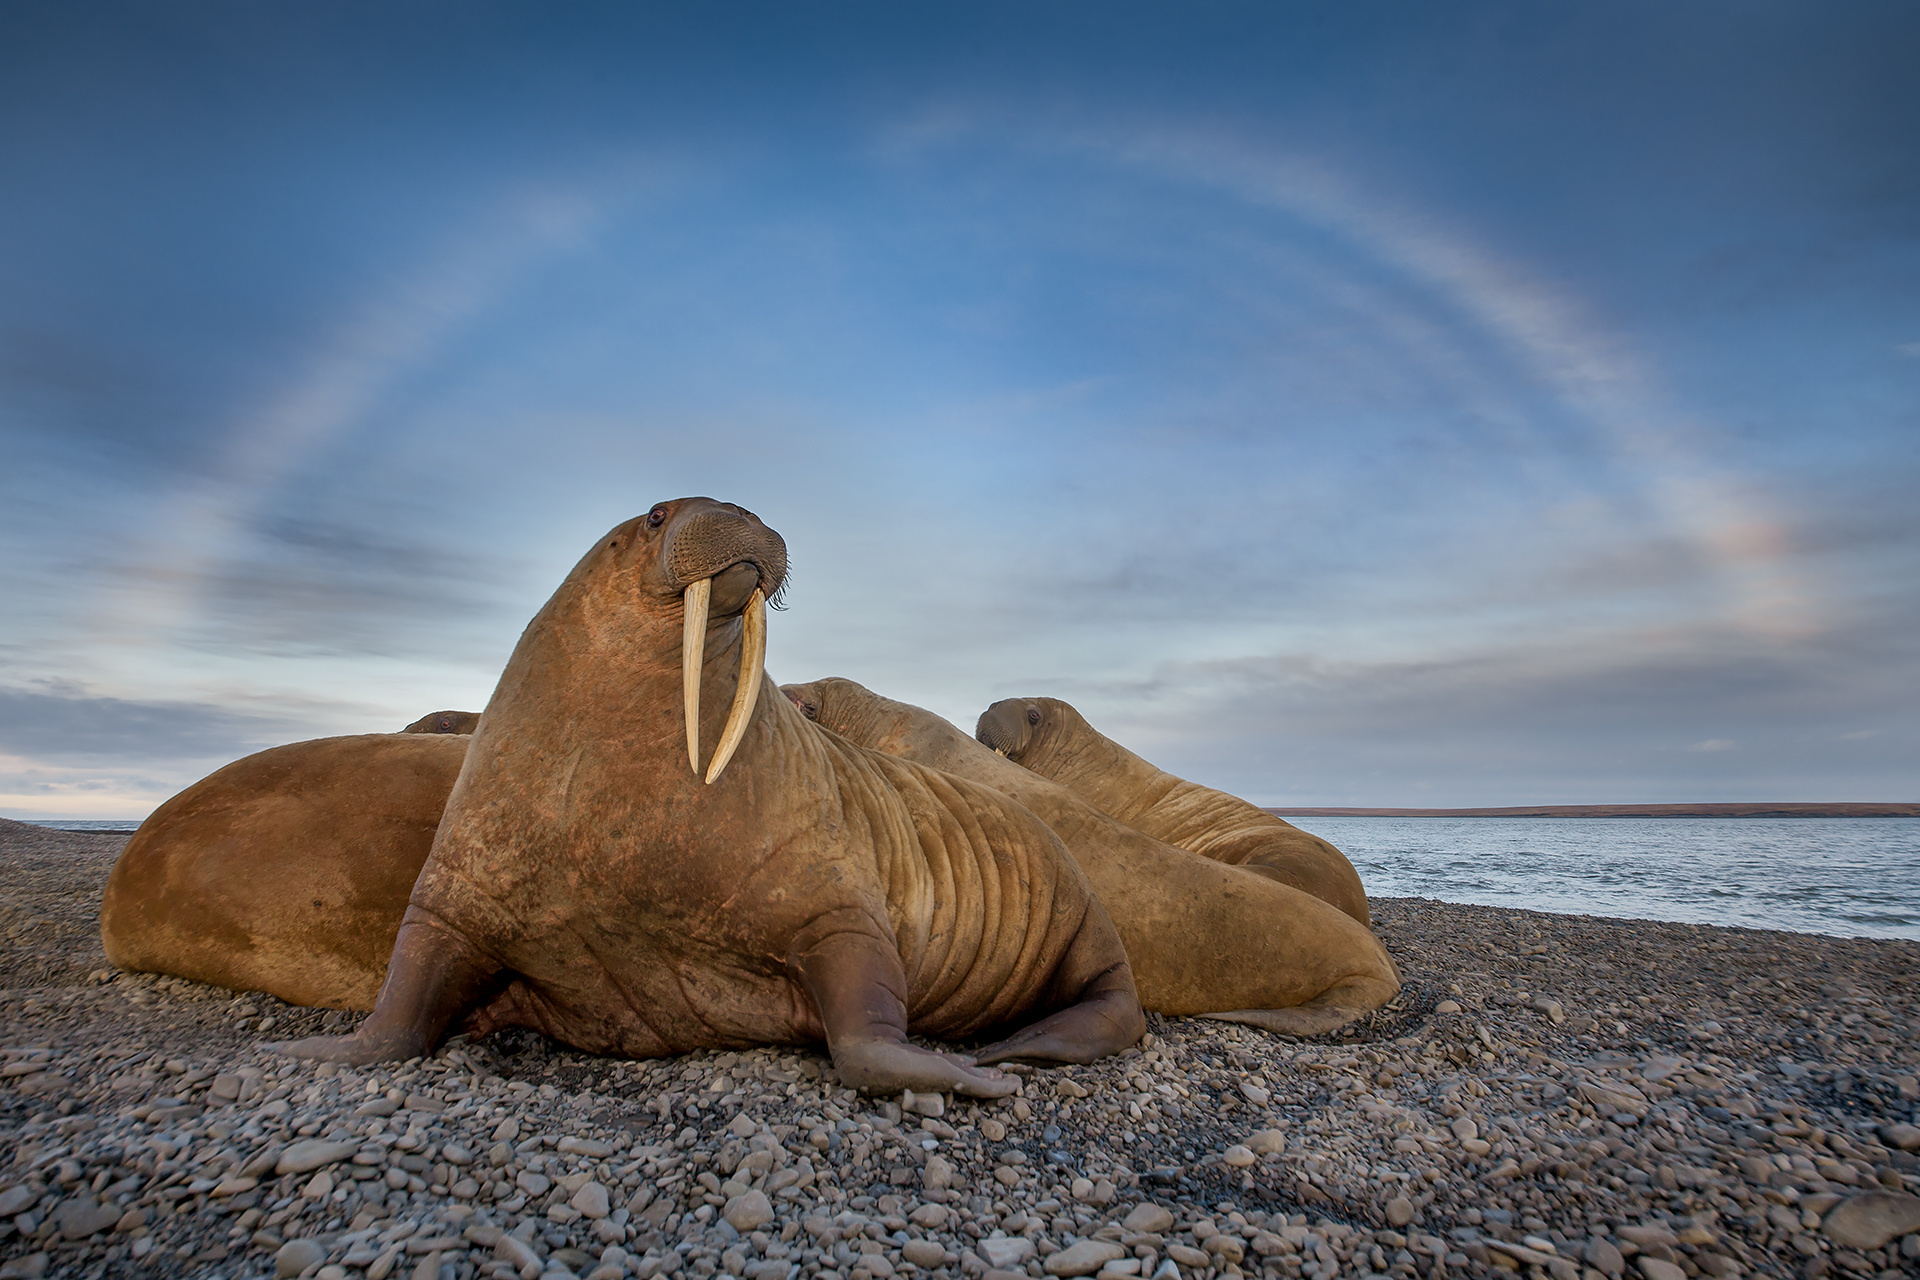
left=402, top=710, right=481, bottom=734
left=100, top=732, right=464, bottom=1008
left=977, top=696, right=1372, bottom=925
left=275, top=499, right=1143, bottom=1095
left=783, top=678, right=1399, bottom=1034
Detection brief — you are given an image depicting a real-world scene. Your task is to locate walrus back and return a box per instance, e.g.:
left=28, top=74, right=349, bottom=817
left=100, top=734, right=463, bottom=1008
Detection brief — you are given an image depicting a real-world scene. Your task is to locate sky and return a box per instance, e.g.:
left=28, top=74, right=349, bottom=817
left=2, top=1, right=1916, bottom=818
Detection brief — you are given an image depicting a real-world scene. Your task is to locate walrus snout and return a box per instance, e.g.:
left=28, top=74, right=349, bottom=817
left=662, top=503, right=789, bottom=605
left=976, top=698, right=1040, bottom=758
left=659, top=502, right=788, bottom=787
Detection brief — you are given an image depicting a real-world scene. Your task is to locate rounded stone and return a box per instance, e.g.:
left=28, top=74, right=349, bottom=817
left=1385, top=1197, right=1415, bottom=1226
left=1246, top=1129, right=1287, bottom=1155
left=1222, top=1145, right=1256, bottom=1168
left=1122, top=1203, right=1175, bottom=1234
left=1821, top=1191, right=1920, bottom=1251
left=1044, top=1240, right=1126, bottom=1276
left=276, top=1238, right=327, bottom=1278
left=903, top=1240, right=947, bottom=1267
left=1636, top=1258, right=1686, bottom=1280
left=723, top=1189, right=775, bottom=1232
left=571, top=1181, right=611, bottom=1219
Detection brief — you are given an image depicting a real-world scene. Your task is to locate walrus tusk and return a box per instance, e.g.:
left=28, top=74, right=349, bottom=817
left=682, top=577, right=711, bottom=775
left=704, top=588, right=765, bottom=784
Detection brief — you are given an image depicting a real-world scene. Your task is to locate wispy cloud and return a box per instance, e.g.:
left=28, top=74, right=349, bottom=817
left=94, top=183, right=617, bottom=652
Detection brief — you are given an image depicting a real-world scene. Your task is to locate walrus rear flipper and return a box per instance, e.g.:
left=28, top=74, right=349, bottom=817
left=971, top=896, right=1145, bottom=1065
left=1198, top=973, right=1401, bottom=1037
left=790, top=915, right=1020, bottom=1099
left=972, top=957, right=1142, bottom=1066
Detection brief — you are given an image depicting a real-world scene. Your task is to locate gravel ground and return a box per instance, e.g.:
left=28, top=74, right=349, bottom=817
left=4, top=819, right=1918, bottom=1280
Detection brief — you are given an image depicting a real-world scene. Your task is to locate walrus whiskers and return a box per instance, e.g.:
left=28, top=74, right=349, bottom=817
left=703, top=588, right=765, bottom=784
left=681, top=577, right=711, bottom=774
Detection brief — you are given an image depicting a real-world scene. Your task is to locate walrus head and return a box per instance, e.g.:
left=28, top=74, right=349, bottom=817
left=402, top=710, right=482, bottom=735
left=975, top=696, right=1059, bottom=761
left=602, top=497, right=788, bottom=785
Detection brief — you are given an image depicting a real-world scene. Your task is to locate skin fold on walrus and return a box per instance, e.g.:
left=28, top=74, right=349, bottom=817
left=274, top=498, right=1144, bottom=1096
left=782, top=678, right=1400, bottom=1035
left=977, top=696, right=1372, bottom=925
left=100, top=732, right=466, bottom=1009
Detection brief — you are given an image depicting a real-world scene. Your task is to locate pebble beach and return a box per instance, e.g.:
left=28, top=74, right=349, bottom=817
left=3, top=819, right=1918, bottom=1280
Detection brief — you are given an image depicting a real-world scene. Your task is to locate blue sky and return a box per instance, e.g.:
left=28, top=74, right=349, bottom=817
left=2, top=2, right=1916, bottom=817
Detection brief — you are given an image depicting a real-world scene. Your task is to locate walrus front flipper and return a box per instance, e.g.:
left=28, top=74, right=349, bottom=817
left=792, top=918, right=1019, bottom=1098
left=270, top=907, right=502, bottom=1064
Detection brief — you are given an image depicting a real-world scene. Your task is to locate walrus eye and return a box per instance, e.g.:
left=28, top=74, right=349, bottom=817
left=646, top=506, right=668, bottom=529
left=1027, top=708, right=1041, bottom=726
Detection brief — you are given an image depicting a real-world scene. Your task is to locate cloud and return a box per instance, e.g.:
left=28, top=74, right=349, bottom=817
left=99, top=181, right=621, bottom=647
left=0, top=682, right=341, bottom=763
left=115, top=513, right=520, bottom=659
left=1047, top=598, right=1920, bottom=806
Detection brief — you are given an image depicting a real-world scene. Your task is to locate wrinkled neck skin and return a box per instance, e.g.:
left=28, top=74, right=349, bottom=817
left=793, top=679, right=1036, bottom=793
left=476, top=570, right=760, bottom=789
left=790, top=682, right=1143, bottom=861
left=1009, top=703, right=1177, bottom=829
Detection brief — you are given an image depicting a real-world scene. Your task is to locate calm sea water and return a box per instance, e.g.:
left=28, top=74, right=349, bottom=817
left=24, top=817, right=1920, bottom=941
left=22, top=819, right=144, bottom=832
left=1297, top=816, right=1920, bottom=941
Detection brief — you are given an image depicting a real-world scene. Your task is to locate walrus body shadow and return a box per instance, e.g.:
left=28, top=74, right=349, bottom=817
left=977, top=696, right=1372, bottom=926
left=784, top=678, right=1399, bottom=1036
left=100, top=732, right=464, bottom=1008
left=273, top=499, right=1143, bottom=1095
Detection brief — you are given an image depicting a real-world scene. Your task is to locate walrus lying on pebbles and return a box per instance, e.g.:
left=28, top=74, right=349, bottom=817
left=100, top=732, right=464, bottom=1008
left=276, top=499, right=1144, bottom=1096
left=784, top=677, right=1399, bottom=1034
left=978, top=696, right=1372, bottom=924
left=402, top=709, right=481, bottom=734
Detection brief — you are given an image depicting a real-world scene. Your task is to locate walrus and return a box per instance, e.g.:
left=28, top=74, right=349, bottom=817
left=977, top=696, right=1372, bottom=925
left=100, top=733, right=464, bottom=1008
left=275, top=499, right=1143, bottom=1096
left=403, top=710, right=481, bottom=734
left=783, top=678, right=1399, bottom=1034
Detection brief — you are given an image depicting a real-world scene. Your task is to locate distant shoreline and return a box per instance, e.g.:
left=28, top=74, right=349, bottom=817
left=1267, top=802, right=1920, bottom=817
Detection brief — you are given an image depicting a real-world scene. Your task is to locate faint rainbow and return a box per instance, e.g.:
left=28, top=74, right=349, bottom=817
left=1094, top=129, right=1809, bottom=639
left=100, top=186, right=611, bottom=657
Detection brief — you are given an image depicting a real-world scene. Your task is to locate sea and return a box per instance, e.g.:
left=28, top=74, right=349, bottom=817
left=20, top=815, right=1920, bottom=942
left=1298, top=816, right=1920, bottom=942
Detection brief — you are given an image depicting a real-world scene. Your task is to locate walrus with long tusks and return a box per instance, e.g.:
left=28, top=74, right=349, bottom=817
left=977, top=696, right=1372, bottom=925
left=273, top=499, right=1143, bottom=1095
left=783, top=678, right=1399, bottom=1035
left=100, top=732, right=465, bottom=1008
